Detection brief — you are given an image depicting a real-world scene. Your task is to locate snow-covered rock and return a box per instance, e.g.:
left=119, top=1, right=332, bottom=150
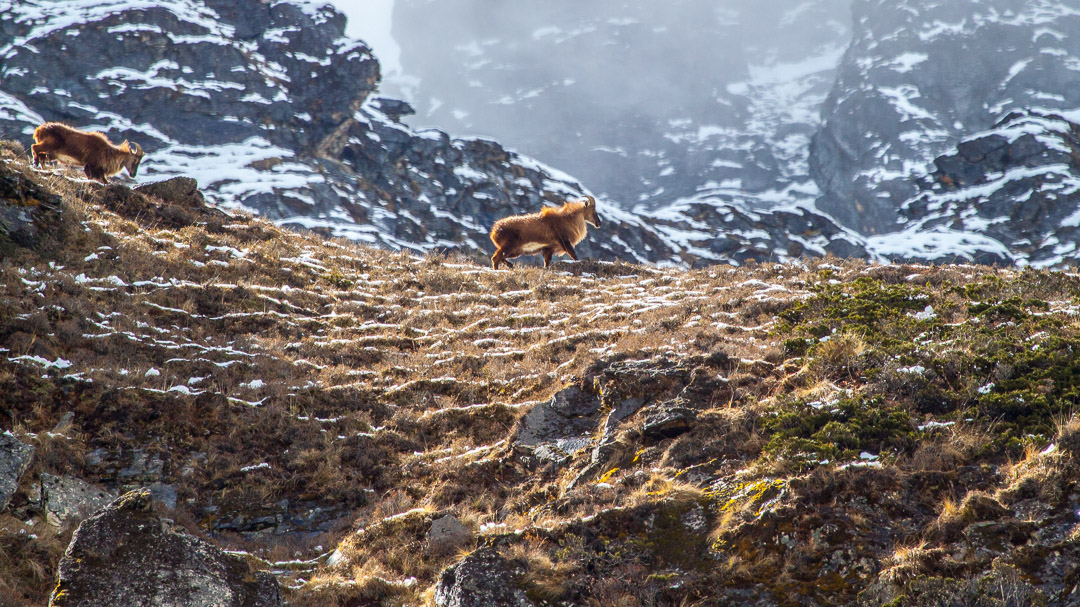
left=811, top=0, right=1080, bottom=235
left=892, top=111, right=1080, bottom=266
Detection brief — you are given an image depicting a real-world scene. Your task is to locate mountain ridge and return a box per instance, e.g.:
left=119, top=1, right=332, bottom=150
left=8, top=0, right=1080, bottom=269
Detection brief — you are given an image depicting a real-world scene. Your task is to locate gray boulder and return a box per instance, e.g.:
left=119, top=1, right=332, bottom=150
left=49, top=489, right=282, bottom=607
left=118, top=448, right=165, bottom=482
left=427, top=514, right=472, bottom=554
left=134, top=177, right=206, bottom=208
left=0, top=430, right=34, bottom=510
left=433, top=547, right=535, bottom=607
left=41, top=473, right=115, bottom=526
left=513, top=385, right=601, bottom=468
left=641, top=404, right=697, bottom=441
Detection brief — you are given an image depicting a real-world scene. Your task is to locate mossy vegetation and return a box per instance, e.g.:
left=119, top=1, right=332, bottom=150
left=775, top=267, right=1080, bottom=456
left=763, top=397, right=917, bottom=464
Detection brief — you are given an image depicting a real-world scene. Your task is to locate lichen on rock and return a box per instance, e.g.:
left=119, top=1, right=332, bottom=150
left=49, top=489, right=282, bottom=607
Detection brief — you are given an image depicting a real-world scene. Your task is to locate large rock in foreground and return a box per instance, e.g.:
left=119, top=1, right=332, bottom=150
left=50, top=489, right=281, bottom=607
left=433, top=547, right=536, bottom=607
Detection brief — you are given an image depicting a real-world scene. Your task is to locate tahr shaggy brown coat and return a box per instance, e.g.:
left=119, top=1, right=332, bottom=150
left=489, top=196, right=602, bottom=269
left=32, top=122, right=144, bottom=184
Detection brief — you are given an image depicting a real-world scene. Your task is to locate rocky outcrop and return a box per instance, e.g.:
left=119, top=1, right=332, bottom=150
left=433, top=547, right=535, bottom=607
left=890, top=111, right=1080, bottom=266
left=513, top=386, right=601, bottom=468
left=40, top=473, right=115, bottom=527
left=0, top=430, right=33, bottom=510
left=641, top=197, right=870, bottom=264
left=100, top=177, right=230, bottom=230
left=49, top=489, right=282, bottom=607
left=810, top=0, right=1080, bottom=235
left=0, top=146, right=63, bottom=250
left=515, top=352, right=746, bottom=482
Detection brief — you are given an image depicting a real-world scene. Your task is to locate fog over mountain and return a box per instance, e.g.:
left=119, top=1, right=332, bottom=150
left=390, top=0, right=1080, bottom=267
left=392, top=0, right=852, bottom=212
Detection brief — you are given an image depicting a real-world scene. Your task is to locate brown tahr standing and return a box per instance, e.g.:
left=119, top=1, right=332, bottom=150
left=31, top=122, right=144, bottom=184
left=489, top=195, right=602, bottom=269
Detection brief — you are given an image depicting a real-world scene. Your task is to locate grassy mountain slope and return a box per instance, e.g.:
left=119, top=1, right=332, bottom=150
left=2, top=146, right=1080, bottom=606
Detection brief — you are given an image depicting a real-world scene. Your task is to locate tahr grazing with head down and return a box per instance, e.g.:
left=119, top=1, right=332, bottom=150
left=31, top=122, right=144, bottom=184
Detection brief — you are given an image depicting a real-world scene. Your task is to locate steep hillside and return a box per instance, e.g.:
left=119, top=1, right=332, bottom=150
left=4, top=149, right=1080, bottom=606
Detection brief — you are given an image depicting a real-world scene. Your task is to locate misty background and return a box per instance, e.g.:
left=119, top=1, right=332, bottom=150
left=331, top=0, right=852, bottom=213
left=228, top=0, right=1080, bottom=267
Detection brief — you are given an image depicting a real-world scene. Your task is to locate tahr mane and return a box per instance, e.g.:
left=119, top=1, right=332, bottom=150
left=31, top=122, right=145, bottom=184
left=489, top=196, right=602, bottom=270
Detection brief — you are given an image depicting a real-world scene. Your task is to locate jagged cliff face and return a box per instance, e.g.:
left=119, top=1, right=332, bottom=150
left=395, top=0, right=1080, bottom=266
left=0, top=0, right=681, bottom=265
left=889, top=111, right=1080, bottom=267
left=810, top=0, right=1080, bottom=235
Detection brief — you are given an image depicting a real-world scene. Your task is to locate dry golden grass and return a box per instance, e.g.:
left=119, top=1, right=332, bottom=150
left=500, top=539, right=576, bottom=603
left=879, top=541, right=933, bottom=582
left=806, top=331, right=868, bottom=381
left=6, top=149, right=1080, bottom=606
left=0, top=513, right=74, bottom=607
left=627, top=474, right=704, bottom=508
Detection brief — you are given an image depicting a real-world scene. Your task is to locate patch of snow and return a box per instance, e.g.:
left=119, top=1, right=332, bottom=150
left=8, top=355, right=73, bottom=370
left=913, top=305, right=936, bottom=321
